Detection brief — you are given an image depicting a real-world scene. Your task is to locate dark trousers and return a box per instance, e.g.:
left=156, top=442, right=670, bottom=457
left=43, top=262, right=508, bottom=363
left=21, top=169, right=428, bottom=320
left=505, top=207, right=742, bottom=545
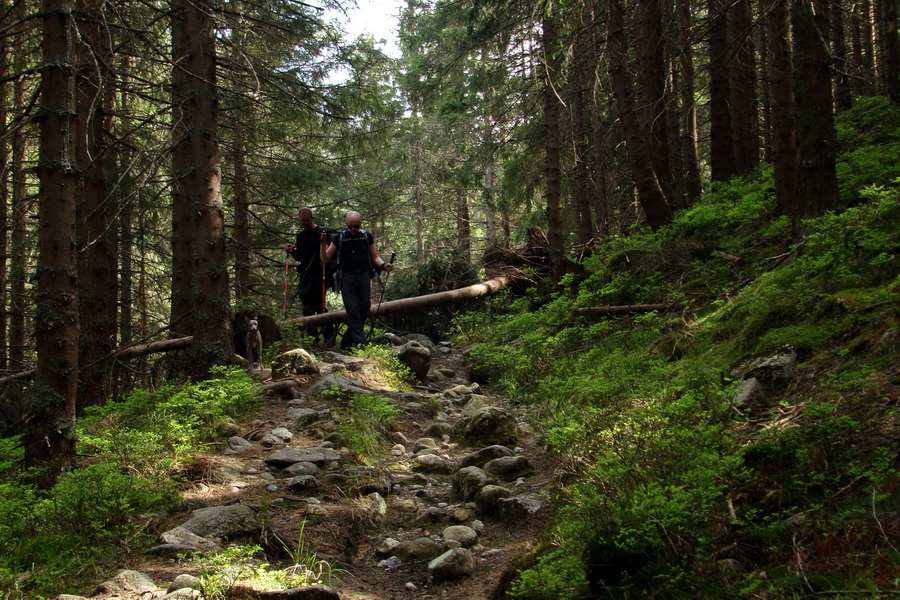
left=339, top=271, right=371, bottom=350
left=298, top=273, right=335, bottom=344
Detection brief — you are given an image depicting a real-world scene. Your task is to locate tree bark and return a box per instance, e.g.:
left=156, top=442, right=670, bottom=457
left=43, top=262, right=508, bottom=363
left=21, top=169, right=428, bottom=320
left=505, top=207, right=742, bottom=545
left=574, top=304, right=679, bottom=316
left=677, top=0, right=702, bottom=205
left=607, top=0, right=673, bottom=230
left=877, top=0, right=900, bottom=102
left=768, top=0, right=799, bottom=217
left=792, top=0, right=840, bottom=231
left=635, top=0, right=673, bottom=199
left=26, top=0, right=79, bottom=480
left=180, top=0, right=233, bottom=377
left=170, top=0, right=193, bottom=340
left=9, top=22, right=29, bottom=372
left=0, top=39, right=8, bottom=371
left=74, top=0, right=116, bottom=410
left=456, top=188, right=471, bottom=261
left=709, top=0, right=738, bottom=181
left=233, top=134, right=251, bottom=301
left=832, top=0, right=854, bottom=111
left=542, top=13, right=565, bottom=283
left=729, top=0, right=760, bottom=176
left=295, top=276, right=512, bottom=328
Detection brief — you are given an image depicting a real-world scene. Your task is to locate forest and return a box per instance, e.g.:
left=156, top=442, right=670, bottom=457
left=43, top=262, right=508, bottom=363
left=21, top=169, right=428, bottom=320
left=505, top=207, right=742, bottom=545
left=0, top=0, right=898, bottom=598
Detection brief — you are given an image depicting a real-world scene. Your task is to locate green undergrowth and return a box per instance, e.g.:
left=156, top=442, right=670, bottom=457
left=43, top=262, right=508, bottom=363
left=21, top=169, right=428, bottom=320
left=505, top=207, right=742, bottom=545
left=0, top=367, right=264, bottom=598
left=462, top=99, right=900, bottom=599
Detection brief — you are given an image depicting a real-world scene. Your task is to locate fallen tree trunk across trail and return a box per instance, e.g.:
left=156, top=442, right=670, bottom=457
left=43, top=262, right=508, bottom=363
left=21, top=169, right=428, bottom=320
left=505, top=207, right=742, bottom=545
left=296, top=275, right=512, bottom=328
left=573, top=303, right=679, bottom=317
left=0, top=277, right=513, bottom=385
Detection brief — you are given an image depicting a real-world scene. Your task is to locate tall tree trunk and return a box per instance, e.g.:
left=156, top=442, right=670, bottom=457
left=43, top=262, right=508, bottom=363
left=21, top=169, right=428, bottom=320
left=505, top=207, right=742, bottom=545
left=635, top=0, right=673, bottom=199
left=542, top=13, right=565, bottom=283
left=177, top=0, right=233, bottom=377
left=0, top=40, right=8, bottom=371
left=9, top=31, right=29, bottom=373
left=607, top=0, right=673, bottom=230
left=709, top=0, right=738, bottom=181
left=768, top=0, right=799, bottom=217
left=456, top=188, right=471, bottom=261
left=233, top=134, right=251, bottom=301
left=26, top=0, right=79, bottom=479
left=792, top=0, right=840, bottom=231
left=832, top=0, right=854, bottom=111
left=729, top=0, right=760, bottom=175
left=572, top=69, right=593, bottom=243
left=118, top=61, right=134, bottom=353
left=74, top=0, right=116, bottom=410
left=170, top=0, right=193, bottom=340
left=863, top=0, right=877, bottom=90
left=877, top=0, right=900, bottom=102
left=677, top=0, right=702, bottom=204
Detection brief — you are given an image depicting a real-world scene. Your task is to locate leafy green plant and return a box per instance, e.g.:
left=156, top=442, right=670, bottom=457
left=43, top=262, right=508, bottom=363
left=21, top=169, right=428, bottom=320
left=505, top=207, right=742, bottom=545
left=351, top=344, right=413, bottom=390
left=335, top=393, right=401, bottom=459
left=275, top=520, right=343, bottom=586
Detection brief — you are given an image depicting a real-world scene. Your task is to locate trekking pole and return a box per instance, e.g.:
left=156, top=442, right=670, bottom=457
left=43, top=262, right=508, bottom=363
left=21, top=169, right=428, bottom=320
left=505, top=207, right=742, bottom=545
left=282, top=255, right=290, bottom=314
left=368, top=252, right=395, bottom=338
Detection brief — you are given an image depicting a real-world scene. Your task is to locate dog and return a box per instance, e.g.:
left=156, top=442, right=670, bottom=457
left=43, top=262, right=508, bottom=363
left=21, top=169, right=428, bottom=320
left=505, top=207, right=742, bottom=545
left=245, top=316, right=264, bottom=370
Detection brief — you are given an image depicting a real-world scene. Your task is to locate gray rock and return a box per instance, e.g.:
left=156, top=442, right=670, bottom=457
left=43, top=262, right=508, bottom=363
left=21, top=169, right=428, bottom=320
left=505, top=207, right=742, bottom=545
left=428, top=548, right=476, bottom=582
left=162, top=589, right=202, bottom=599
left=442, top=525, right=478, bottom=548
left=368, top=492, right=388, bottom=517
left=393, top=341, right=431, bottom=380
left=90, top=570, right=157, bottom=596
left=378, top=556, right=403, bottom=569
left=168, top=574, right=201, bottom=592
left=475, top=484, right=513, bottom=515
left=179, top=505, right=260, bottom=539
left=484, top=456, right=534, bottom=481
left=452, top=466, right=494, bottom=501
left=412, top=453, right=454, bottom=475
left=406, top=333, right=436, bottom=349
left=282, top=461, right=320, bottom=477
left=55, top=596, right=87, bottom=600
left=412, top=437, right=439, bottom=453
left=377, top=537, right=402, bottom=556
left=271, top=348, right=319, bottom=378
left=496, top=495, right=543, bottom=522
left=460, top=445, right=515, bottom=468
left=252, top=585, right=341, bottom=600
left=224, top=436, right=254, bottom=455
left=743, top=347, right=798, bottom=383
left=145, top=543, right=205, bottom=558
left=158, top=526, right=221, bottom=551
left=370, top=332, right=405, bottom=346
left=459, top=406, right=519, bottom=445
left=307, top=373, right=373, bottom=396
left=259, top=427, right=293, bottom=448
left=460, top=394, right=491, bottom=417
left=287, top=408, right=322, bottom=428
left=397, top=537, right=444, bottom=562
left=732, top=377, right=764, bottom=407
left=265, top=447, right=342, bottom=468
left=285, top=475, right=319, bottom=495
left=425, top=422, right=453, bottom=439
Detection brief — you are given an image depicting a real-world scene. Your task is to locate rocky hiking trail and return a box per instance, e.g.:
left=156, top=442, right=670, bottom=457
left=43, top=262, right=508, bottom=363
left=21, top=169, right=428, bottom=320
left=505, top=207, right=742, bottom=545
left=61, top=337, right=556, bottom=600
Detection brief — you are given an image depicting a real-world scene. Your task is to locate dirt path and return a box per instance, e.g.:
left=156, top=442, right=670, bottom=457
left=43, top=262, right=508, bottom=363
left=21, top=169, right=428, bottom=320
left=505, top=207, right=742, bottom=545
left=75, top=344, right=555, bottom=600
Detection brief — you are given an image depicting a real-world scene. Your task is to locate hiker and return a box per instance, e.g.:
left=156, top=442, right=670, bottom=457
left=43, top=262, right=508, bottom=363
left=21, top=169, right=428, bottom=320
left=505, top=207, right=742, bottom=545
left=285, top=207, right=335, bottom=345
left=320, top=210, right=394, bottom=350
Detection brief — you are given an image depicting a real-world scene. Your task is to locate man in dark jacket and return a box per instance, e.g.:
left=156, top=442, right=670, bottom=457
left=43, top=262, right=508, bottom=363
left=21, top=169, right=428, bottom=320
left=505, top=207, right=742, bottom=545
left=285, top=207, right=335, bottom=345
left=320, top=210, right=394, bottom=350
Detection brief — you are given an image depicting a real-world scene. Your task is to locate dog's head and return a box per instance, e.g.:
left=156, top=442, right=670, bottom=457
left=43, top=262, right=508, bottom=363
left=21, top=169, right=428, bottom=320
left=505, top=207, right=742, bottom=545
left=248, top=318, right=259, bottom=332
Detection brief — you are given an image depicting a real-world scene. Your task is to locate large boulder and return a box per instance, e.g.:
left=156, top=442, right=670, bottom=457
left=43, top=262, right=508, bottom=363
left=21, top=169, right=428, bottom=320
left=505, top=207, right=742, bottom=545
left=271, top=348, right=319, bottom=378
left=452, top=466, right=494, bottom=501
left=457, top=406, right=519, bottom=445
left=178, top=505, right=260, bottom=539
left=393, top=341, right=431, bottom=380
left=428, top=548, right=476, bottom=582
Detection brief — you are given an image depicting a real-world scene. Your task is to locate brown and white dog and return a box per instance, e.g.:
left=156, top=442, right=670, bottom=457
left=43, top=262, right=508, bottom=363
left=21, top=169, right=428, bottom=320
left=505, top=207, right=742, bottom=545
left=245, top=316, right=264, bottom=370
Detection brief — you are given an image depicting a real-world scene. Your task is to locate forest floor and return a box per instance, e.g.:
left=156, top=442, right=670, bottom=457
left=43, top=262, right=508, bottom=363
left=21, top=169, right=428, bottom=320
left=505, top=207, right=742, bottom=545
left=80, top=344, right=556, bottom=600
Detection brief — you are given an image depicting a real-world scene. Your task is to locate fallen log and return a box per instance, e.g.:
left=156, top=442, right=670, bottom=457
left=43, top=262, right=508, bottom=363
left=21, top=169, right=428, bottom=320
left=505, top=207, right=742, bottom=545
left=112, top=335, right=194, bottom=360
left=296, top=275, right=512, bottom=328
left=573, top=303, right=679, bottom=317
